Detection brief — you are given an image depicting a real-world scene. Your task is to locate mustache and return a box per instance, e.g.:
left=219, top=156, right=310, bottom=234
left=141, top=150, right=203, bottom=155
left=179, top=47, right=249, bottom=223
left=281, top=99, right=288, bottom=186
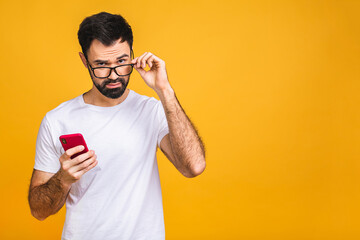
left=102, top=77, right=126, bottom=86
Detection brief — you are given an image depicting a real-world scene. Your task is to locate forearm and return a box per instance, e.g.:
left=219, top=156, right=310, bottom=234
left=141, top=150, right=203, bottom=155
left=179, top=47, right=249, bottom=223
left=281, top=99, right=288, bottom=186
left=28, top=171, right=71, bottom=221
left=158, top=87, right=206, bottom=176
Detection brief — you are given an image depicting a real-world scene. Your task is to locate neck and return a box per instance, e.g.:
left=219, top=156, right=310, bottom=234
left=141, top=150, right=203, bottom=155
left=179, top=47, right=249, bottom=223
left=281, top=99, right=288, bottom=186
left=83, top=87, right=130, bottom=107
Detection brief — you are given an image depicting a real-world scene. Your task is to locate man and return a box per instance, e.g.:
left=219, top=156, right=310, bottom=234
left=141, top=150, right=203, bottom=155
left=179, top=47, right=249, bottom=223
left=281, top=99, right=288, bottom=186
left=27, top=11, right=206, bottom=240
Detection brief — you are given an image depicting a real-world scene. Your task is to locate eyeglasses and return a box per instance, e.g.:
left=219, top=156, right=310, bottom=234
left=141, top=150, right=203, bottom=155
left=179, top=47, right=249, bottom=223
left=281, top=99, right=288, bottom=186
left=85, top=50, right=134, bottom=79
left=87, top=63, right=134, bottom=78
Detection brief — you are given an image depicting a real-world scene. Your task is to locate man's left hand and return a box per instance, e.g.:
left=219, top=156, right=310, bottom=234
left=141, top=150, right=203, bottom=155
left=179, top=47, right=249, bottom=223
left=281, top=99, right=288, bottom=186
left=131, top=52, right=172, bottom=94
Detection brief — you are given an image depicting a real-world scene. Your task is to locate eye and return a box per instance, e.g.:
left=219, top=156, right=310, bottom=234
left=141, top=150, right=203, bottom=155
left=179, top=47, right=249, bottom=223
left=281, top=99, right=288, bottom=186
left=97, top=62, right=106, bottom=66
left=118, top=59, right=126, bottom=63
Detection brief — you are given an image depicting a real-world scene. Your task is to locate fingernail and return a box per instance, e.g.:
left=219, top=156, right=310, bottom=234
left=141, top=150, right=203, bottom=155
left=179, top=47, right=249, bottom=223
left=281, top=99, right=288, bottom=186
left=80, top=145, right=85, bottom=150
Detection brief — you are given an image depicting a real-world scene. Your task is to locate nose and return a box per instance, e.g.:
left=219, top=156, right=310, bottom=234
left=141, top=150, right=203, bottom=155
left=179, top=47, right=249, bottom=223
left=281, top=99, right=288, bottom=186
left=108, top=68, right=119, bottom=80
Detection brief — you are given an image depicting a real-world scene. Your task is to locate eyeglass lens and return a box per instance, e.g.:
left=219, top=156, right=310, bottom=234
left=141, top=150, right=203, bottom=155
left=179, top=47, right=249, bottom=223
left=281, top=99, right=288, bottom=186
left=94, top=65, right=133, bottom=78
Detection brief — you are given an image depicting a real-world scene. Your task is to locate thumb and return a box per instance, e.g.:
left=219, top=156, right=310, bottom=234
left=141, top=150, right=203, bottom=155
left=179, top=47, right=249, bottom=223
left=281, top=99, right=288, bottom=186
left=134, top=64, right=146, bottom=77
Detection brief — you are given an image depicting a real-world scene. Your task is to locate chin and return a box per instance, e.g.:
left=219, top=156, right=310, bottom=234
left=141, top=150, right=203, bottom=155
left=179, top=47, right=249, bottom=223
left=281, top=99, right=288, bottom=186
left=104, top=87, right=127, bottom=99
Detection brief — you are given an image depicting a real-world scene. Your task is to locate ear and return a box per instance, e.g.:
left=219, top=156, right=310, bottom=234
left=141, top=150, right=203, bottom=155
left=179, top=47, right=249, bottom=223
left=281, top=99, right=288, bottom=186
left=79, top=52, right=88, bottom=68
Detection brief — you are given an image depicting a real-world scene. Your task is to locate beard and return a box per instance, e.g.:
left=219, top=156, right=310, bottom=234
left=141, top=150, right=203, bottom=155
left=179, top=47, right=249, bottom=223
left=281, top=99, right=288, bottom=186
left=91, top=75, right=130, bottom=99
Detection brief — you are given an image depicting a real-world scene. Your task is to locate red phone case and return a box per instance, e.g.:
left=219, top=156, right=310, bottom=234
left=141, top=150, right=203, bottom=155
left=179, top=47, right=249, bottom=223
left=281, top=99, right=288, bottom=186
left=59, top=133, right=89, bottom=159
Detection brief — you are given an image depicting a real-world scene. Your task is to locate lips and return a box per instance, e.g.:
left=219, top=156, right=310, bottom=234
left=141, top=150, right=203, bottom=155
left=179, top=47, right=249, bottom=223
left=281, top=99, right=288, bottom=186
left=106, top=82, right=121, bottom=88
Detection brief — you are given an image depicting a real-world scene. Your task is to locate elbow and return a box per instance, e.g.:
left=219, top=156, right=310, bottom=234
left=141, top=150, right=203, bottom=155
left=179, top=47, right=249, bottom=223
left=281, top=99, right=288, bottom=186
left=28, top=189, right=50, bottom=221
left=30, top=209, right=47, bottom=221
left=32, top=213, right=47, bottom=221
left=36, top=216, right=47, bottom=221
left=185, top=157, right=206, bottom=178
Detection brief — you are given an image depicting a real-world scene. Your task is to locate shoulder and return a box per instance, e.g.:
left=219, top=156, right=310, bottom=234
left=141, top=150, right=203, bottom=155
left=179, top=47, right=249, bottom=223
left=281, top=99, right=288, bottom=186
left=129, top=89, right=160, bottom=108
left=127, top=90, right=165, bottom=121
left=44, top=95, right=82, bottom=122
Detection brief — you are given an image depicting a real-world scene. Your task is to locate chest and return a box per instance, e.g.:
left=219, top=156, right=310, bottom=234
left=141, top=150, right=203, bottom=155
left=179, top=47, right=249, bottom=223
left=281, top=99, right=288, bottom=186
left=54, top=108, right=158, bottom=167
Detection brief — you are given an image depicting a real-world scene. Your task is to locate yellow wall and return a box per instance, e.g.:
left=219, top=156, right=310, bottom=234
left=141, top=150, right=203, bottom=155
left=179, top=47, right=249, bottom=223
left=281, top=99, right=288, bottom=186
left=1, top=0, right=359, bottom=239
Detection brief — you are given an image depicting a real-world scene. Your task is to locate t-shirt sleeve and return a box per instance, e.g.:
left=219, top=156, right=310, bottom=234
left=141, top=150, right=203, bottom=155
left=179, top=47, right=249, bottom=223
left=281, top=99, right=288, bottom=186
left=156, top=100, right=169, bottom=148
left=34, top=114, right=61, bottom=173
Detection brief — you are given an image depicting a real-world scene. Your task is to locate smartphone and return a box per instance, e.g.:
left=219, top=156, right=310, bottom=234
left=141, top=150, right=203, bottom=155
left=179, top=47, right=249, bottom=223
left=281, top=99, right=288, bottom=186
left=59, top=133, right=89, bottom=159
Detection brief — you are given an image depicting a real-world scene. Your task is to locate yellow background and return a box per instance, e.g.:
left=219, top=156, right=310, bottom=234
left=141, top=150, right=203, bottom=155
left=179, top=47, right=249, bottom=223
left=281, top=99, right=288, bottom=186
left=0, top=0, right=359, bottom=239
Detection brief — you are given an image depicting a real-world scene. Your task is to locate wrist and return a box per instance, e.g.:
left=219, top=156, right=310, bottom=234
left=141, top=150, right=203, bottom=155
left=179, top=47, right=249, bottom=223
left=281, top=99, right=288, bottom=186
left=156, top=85, right=175, bottom=101
left=55, top=170, right=72, bottom=189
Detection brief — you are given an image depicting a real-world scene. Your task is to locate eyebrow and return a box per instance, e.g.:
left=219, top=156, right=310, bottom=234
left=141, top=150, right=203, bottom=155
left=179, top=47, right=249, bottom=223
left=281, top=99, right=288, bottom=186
left=93, top=54, right=129, bottom=63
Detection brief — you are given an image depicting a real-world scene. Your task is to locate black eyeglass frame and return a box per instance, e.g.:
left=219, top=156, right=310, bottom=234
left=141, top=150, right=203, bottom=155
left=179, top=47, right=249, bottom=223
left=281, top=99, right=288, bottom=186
left=85, top=49, right=135, bottom=79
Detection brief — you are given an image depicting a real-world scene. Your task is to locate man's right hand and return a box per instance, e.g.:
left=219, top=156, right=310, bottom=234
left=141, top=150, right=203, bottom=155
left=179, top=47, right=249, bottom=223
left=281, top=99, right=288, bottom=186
left=58, top=145, right=98, bottom=187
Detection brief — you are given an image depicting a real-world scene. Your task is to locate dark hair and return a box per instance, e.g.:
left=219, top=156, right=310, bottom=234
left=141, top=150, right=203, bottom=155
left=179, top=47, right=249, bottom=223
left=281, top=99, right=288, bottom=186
left=77, top=12, right=133, bottom=60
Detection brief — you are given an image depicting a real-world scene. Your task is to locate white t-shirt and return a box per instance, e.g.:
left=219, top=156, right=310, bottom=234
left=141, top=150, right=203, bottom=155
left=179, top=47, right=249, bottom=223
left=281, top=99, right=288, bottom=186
left=34, top=89, right=169, bottom=240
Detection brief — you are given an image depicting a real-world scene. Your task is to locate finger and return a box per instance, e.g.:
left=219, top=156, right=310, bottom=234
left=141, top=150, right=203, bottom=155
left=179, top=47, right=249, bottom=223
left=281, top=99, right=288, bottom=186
left=136, top=52, right=147, bottom=68
left=74, top=158, right=98, bottom=178
left=63, top=150, right=94, bottom=171
left=131, top=57, right=139, bottom=64
left=143, top=53, right=156, bottom=69
left=134, top=64, right=146, bottom=76
left=147, top=55, right=155, bottom=69
left=140, top=52, right=153, bottom=69
left=136, top=52, right=148, bottom=68
left=71, top=154, right=97, bottom=173
left=150, top=54, right=165, bottom=66
left=71, top=150, right=95, bottom=165
left=64, top=145, right=85, bottom=160
left=144, top=54, right=163, bottom=70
